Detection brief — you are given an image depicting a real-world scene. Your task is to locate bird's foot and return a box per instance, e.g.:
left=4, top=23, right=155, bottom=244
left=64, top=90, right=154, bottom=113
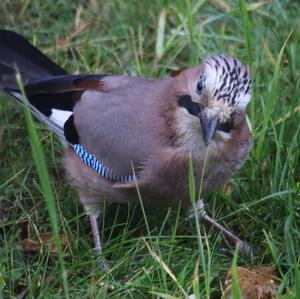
left=188, top=199, right=254, bottom=258
left=89, top=213, right=111, bottom=271
left=220, top=240, right=253, bottom=258
left=95, top=252, right=111, bottom=272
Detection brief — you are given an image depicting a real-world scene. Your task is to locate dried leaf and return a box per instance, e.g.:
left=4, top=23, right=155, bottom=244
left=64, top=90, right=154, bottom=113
left=22, top=232, right=68, bottom=253
left=224, top=266, right=281, bottom=299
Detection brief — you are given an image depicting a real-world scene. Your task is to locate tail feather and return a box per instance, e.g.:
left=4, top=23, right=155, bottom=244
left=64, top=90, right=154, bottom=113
left=6, top=90, right=67, bottom=140
left=0, top=30, right=71, bottom=139
left=0, top=30, right=106, bottom=144
left=0, top=30, right=67, bottom=86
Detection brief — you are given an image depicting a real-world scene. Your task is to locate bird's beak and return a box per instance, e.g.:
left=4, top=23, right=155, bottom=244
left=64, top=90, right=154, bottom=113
left=198, top=112, right=219, bottom=146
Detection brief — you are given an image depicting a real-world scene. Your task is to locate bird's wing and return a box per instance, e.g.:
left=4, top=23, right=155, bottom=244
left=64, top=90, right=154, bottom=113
left=2, top=73, right=108, bottom=139
left=0, top=30, right=176, bottom=183
left=73, top=76, right=174, bottom=178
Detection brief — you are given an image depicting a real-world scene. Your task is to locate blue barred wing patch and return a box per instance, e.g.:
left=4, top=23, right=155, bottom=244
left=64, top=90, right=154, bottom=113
left=73, top=144, right=136, bottom=183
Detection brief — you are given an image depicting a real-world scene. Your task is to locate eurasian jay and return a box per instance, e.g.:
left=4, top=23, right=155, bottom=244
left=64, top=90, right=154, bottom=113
left=0, top=30, right=252, bottom=261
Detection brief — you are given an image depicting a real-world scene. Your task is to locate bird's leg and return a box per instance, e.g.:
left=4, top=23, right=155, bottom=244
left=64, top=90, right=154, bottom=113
left=90, top=214, right=102, bottom=254
left=89, top=213, right=109, bottom=271
left=188, top=200, right=253, bottom=257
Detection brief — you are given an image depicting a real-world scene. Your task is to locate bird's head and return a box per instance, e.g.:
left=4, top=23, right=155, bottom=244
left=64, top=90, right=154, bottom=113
left=175, top=54, right=251, bottom=146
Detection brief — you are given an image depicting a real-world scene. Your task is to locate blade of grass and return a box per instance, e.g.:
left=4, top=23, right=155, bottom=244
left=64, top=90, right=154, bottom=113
left=295, top=265, right=300, bottom=298
left=0, top=168, right=25, bottom=190
left=16, top=73, right=69, bottom=299
left=156, top=8, right=167, bottom=60
left=158, top=0, right=205, bottom=59
left=220, top=189, right=294, bottom=220
left=256, top=31, right=293, bottom=158
left=238, top=0, right=254, bottom=125
left=143, top=238, right=188, bottom=298
left=189, top=150, right=210, bottom=298
left=263, top=230, right=284, bottom=277
left=238, top=0, right=253, bottom=67
left=167, top=204, right=181, bottom=266
left=192, top=259, right=200, bottom=299
left=231, top=245, right=242, bottom=299
left=284, top=215, right=296, bottom=266
left=185, top=0, right=194, bottom=45
left=132, top=163, right=151, bottom=241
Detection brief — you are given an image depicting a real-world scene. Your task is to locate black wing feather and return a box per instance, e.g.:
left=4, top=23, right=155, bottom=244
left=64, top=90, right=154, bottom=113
left=0, top=30, right=107, bottom=143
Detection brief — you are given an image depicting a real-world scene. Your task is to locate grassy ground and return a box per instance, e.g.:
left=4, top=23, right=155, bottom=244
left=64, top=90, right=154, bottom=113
left=0, top=0, right=299, bottom=298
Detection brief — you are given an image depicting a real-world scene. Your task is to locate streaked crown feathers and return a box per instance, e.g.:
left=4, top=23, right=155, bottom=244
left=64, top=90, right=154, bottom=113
left=203, top=54, right=251, bottom=111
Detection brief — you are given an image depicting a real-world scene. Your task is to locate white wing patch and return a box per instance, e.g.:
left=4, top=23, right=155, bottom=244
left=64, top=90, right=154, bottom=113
left=50, top=109, right=73, bottom=128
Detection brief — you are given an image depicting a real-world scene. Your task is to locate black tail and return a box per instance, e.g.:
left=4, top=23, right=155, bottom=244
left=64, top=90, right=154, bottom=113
left=0, top=30, right=67, bottom=88
left=0, top=30, right=105, bottom=142
left=0, top=30, right=71, bottom=139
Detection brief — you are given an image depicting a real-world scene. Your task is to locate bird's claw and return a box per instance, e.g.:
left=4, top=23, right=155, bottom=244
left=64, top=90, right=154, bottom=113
left=188, top=200, right=254, bottom=258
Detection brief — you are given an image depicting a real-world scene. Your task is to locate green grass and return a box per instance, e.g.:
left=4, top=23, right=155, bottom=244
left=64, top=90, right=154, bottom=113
left=16, top=74, right=69, bottom=298
left=0, top=0, right=299, bottom=298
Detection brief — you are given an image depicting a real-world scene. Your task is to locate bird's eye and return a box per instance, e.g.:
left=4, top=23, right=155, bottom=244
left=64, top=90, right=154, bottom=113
left=196, top=80, right=204, bottom=95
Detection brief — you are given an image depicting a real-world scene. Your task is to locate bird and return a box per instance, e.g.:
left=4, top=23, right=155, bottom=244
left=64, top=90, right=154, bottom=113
left=0, top=30, right=252, bottom=261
